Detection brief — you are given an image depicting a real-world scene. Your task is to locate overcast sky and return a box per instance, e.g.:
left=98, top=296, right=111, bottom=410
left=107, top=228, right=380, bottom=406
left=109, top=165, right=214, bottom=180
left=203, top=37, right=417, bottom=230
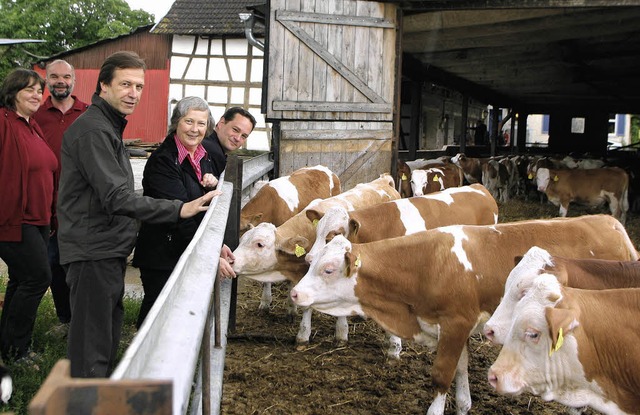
left=125, top=0, right=174, bottom=23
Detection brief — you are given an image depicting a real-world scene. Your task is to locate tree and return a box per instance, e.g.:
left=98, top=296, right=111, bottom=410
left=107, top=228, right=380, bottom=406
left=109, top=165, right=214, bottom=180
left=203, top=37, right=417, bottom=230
left=0, top=0, right=154, bottom=79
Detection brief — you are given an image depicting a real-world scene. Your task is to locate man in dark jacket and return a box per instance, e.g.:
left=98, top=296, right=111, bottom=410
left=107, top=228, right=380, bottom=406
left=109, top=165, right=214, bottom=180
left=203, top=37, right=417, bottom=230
left=57, top=51, right=216, bottom=378
left=202, top=106, right=256, bottom=176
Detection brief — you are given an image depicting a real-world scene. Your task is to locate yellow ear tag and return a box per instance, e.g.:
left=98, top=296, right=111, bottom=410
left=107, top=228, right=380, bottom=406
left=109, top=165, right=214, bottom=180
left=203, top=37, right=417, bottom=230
left=294, top=244, right=306, bottom=257
left=549, top=327, right=564, bottom=356
left=401, top=173, right=408, bottom=181
left=528, top=173, right=533, bottom=179
left=312, top=219, right=319, bottom=228
left=433, top=174, right=440, bottom=182
left=553, top=175, right=559, bottom=182
left=354, top=254, right=362, bottom=267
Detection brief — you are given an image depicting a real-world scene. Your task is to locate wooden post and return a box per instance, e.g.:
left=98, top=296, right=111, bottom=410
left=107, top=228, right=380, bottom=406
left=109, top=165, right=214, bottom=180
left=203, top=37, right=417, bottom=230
left=222, top=155, right=243, bottom=334
left=29, top=360, right=172, bottom=415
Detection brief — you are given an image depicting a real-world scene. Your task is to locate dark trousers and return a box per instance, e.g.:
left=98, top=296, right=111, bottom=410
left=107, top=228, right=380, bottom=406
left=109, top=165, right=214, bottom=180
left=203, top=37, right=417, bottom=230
left=0, top=224, right=52, bottom=360
left=136, top=268, right=171, bottom=329
left=48, top=234, right=71, bottom=323
left=66, top=258, right=126, bottom=378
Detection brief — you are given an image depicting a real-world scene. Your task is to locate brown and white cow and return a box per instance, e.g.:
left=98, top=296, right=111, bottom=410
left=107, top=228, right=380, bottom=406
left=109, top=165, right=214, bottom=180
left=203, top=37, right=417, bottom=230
left=488, top=274, right=640, bottom=415
left=410, top=163, right=464, bottom=196
left=484, top=245, right=640, bottom=345
left=232, top=174, right=400, bottom=346
left=240, top=165, right=341, bottom=234
left=304, top=183, right=498, bottom=264
left=290, top=214, right=637, bottom=415
left=451, top=153, right=490, bottom=185
left=303, top=183, right=498, bottom=358
left=397, top=158, right=446, bottom=198
left=481, top=158, right=510, bottom=203
left=536, top=166, right=629, bottom=223
left=239, top=165, right=340, bottom=311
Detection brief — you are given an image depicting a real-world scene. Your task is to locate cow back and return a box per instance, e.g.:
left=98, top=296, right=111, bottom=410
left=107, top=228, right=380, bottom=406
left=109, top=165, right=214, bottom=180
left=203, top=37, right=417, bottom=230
left=240, top=165, right=341, bottom=233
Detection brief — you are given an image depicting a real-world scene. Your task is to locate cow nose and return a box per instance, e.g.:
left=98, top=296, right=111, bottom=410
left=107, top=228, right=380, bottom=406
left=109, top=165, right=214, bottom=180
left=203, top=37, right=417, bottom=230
left=483, top=325, right=495, bottom=342
left=305, top=252, right=314, bottom=264
left=290, top=289, right=299, bottom=302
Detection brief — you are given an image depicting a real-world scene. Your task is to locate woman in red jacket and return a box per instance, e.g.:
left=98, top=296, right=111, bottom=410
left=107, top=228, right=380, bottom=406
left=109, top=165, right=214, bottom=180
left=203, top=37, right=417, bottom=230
left=0, top=69, right=56, bottom=363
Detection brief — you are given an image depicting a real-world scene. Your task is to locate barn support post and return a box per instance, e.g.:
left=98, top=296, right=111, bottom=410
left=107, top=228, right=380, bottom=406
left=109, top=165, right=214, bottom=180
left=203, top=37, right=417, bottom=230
left=490, top=107, right=500, bottom=156
left=408, top=83, right=421, bottom=160
left=516, top=111, right=529, bottom=154
left=461, top=94, right=469, bottom=149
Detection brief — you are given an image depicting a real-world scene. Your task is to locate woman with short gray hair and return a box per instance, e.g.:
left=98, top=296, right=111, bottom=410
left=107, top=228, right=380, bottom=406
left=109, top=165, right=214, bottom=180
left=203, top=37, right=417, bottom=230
left=132, top=96, right=225, bottom=328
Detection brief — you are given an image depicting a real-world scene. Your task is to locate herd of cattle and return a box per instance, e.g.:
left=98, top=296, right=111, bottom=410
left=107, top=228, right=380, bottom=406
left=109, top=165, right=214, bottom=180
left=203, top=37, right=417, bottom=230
left=231, top=159, right=640, bottom=415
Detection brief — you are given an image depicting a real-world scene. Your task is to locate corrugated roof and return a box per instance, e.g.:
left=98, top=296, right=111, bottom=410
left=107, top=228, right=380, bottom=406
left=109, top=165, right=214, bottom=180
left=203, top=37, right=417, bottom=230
left=152, top=0, right=265, bottom=36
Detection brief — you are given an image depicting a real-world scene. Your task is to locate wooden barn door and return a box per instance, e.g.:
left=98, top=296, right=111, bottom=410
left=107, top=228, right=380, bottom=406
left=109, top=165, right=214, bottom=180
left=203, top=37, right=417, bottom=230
left=266, top=0, right=399, bottom=189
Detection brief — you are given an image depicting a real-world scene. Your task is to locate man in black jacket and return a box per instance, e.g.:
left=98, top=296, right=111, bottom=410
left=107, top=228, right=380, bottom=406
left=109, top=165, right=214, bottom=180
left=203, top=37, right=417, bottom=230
left=202, top=106, right=256, bottom=176
left=57, top=51, right=216, bottom=378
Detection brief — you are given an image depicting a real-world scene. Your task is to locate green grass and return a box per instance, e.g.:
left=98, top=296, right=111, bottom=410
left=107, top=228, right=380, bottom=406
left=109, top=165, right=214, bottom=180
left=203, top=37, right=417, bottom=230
left=0, top=272, right=141, bottom=415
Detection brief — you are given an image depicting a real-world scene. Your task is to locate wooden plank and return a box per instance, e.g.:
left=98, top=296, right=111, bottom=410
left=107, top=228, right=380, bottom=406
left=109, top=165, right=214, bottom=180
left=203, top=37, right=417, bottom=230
left=325, top=0, right=344, bottom=116
left=267, top=0, right=286, bottom=120
left=29, top=360, right=172, bottom=415
left=311, top=0, right=329, bottom=120
left=387, top=0, right=640, bottom=10
left=276, top=10, right=395, bottom=27
left=281, top=128, right=392, bottom=140
left=272, top=100, right=392, bottom=112
left=340, top=0, right=357, bottom=120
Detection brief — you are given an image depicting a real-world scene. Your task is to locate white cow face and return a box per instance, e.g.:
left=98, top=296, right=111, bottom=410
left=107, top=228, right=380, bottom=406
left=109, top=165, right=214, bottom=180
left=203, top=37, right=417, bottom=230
left=410, top=169, right=428, bottom=196
left=488, top=274, right=581, bottom=397
left=484, top=246, right=555, bottom=344
left=232, top=222, right=279, bottom=275
left=290, top=235, right=362, bottom=317
left=305, top=206, right=350, bottom=264
left=535, top=167, right=551, bottom=192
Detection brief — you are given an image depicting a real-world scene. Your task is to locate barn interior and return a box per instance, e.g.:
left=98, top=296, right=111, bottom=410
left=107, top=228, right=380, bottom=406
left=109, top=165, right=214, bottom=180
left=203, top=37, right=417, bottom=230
left=385, top=1, right=640, bottom=161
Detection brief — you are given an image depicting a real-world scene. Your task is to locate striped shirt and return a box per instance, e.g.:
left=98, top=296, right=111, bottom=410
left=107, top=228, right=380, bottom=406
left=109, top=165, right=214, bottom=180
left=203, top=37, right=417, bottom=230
left=174, top=135, right=207, bottom=181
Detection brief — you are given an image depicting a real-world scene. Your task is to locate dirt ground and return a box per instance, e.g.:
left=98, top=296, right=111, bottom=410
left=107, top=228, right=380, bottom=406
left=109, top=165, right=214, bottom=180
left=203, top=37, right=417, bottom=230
left=218, top=198, right=638, bottom=415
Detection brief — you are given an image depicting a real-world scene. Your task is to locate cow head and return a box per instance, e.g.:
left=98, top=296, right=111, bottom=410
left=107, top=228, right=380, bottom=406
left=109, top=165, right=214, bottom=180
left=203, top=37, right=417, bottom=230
left=535, top=168, right=551, bottom=192
left=488, top=274, right=579, bottom=397
left=305, top=206, right=350, bottom=264
left=484, top=246, right=555, bottom=344
left=290, top=235, right=362, bottom=317
left=232, top=222, right=279, bottom=275
left=410, top=169, right=428, bottom=196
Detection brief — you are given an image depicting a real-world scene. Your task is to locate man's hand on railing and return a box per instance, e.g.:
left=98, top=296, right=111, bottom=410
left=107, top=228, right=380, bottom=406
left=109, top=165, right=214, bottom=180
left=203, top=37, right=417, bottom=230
left=218, top=244, right=237, bottom=279
left=180, top=190, right=222, bottom=218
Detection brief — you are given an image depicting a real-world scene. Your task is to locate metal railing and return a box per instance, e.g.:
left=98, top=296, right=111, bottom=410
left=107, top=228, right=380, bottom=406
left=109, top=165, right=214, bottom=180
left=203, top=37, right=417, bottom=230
left=29, top=153, right=273, bottom=415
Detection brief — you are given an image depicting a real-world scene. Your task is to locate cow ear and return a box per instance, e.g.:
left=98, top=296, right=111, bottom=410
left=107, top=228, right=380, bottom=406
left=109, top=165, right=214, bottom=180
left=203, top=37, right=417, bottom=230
left=344, top=250, right=360, bottom=277
left=251, top=213, right=263, bottom=225
left=348, top=219, right=361, bottom=237
left=306, top=209, right=323, bottom=223
left=545, top=306, right=580, bottom=354
left=291, top=236, right=310, bottom=251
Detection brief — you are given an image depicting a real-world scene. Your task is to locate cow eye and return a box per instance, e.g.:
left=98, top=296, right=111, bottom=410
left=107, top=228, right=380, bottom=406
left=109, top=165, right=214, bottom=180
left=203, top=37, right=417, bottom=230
left=256, top=242, right=264, bottom=248
left=323, top=267, right=334, bottom=276
left=524, top=329, right=540, bottom=343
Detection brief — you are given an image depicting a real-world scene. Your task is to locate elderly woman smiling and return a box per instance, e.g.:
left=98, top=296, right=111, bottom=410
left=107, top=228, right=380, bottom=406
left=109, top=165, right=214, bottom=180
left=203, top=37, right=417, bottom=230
left=132, top=96, right=231, bottom=328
